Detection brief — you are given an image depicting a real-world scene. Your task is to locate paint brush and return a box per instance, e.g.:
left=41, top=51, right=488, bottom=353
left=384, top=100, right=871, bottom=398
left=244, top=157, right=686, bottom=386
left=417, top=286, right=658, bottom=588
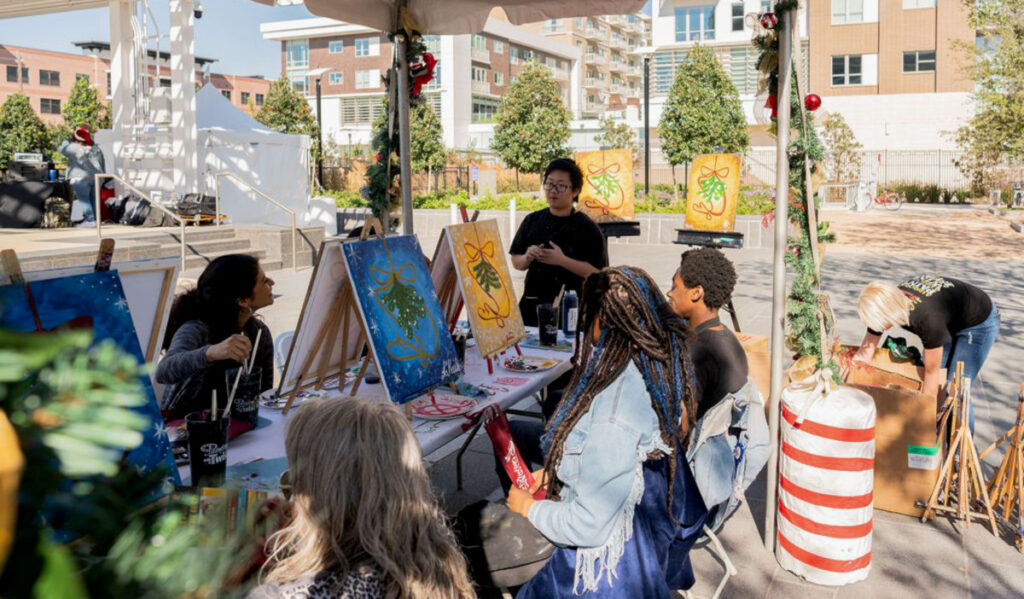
left=225, top=365, right=244, bottom=419
left=246, top=328, right=263, bottom=375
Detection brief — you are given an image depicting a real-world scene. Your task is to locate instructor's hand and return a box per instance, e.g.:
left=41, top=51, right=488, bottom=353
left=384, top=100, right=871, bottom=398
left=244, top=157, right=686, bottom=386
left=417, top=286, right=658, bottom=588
left=206, top=334, right=252, bottom=364
left=536, top=242, right=567, bottom=266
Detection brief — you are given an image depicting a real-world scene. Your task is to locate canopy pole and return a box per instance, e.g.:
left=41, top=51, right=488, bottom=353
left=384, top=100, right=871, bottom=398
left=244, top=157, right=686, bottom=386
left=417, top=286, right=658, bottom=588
left=764, top=9, right=793, bottom=552
left=396, top=32, right=414, bottom=235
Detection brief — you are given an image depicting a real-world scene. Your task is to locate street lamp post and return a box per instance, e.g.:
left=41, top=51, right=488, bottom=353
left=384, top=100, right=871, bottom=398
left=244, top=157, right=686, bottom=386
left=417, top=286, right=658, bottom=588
left=307, top=67, right=332, bottom=191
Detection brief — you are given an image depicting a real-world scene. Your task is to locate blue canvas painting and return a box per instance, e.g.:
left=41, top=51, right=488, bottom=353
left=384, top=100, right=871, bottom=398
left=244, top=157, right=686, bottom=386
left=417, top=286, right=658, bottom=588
left=0, top=270, right=180, bottom=484
left=342, top=235, right=463, bottom=404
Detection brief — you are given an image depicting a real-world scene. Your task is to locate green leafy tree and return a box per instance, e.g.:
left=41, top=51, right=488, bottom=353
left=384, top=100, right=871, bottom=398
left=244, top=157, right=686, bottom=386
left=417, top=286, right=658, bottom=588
left=953, top=0, right=1024, bottom=193
left=0, top=93, right=52, bottom=170
left=409, top=103, right=447, bottom=175
left=820, top=112, right=863, bottom=183
left=659, top=45, right=749, bottom=191
left=62, top=75, right=111, bottom=133
left=492, top=61, right=572, bottom=189
left=255, top=77, right=321, bottom=169
left=594, top=116, right=638, bottom=164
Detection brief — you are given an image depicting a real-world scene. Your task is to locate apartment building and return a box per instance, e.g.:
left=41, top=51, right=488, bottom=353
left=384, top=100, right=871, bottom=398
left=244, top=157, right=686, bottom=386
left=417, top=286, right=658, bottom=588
left=807, top=0, right=975, bottom=150
left=260, top=16, right=581, bottom=151
left=0, top=42, right=270, bottom=123
left=523, top=13, right=650, bottom=118
left=646, top=0, right=975, bottom=151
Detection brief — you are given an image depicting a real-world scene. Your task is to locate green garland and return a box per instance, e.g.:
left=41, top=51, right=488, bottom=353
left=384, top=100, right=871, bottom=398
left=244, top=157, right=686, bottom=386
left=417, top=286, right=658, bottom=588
left=362, top=34, right=429, bottom=224
left=756, top=3, right=838, bottom=372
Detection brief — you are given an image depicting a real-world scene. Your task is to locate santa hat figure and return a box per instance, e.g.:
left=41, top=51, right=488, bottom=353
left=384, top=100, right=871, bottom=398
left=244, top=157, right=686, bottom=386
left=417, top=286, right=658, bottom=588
left=73, top=126, right=93, bottom=146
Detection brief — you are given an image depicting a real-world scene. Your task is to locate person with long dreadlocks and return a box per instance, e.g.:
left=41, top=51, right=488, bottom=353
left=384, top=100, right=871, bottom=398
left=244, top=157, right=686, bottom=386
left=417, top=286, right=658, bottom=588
left=506, top=266, right=708, bottom=597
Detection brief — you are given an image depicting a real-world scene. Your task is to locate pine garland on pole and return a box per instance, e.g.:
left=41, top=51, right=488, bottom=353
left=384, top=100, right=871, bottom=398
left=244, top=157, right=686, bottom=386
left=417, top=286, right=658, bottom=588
left=754, top=2, right=837, bottom=372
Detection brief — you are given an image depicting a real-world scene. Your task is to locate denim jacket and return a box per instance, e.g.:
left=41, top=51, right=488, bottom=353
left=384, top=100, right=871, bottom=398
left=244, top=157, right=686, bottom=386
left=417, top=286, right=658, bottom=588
left=685, top=378, right=770, bottom=533
left=528, top=361, right=669, bottom=593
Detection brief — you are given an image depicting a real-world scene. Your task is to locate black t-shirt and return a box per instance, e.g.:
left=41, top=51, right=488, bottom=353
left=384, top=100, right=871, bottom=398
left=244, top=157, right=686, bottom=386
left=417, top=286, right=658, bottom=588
left=509, top=208, right=607, bottom=326
left=867, top=276, right=992, bottom=349
left=691, top=321, right=749, bottom=420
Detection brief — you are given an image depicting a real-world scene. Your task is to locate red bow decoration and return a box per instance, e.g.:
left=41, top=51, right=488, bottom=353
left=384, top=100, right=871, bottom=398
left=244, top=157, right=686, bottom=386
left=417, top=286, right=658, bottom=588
left=410, top=52, right=437, bottom=97
left=765, top=93, right=778, bottom=119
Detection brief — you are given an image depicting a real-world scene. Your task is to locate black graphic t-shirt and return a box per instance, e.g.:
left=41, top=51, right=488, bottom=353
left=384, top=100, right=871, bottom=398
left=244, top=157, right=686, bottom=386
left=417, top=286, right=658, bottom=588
left=868, top=276, right=992, bottom=349
left=509, top=208, right=607, bottom=326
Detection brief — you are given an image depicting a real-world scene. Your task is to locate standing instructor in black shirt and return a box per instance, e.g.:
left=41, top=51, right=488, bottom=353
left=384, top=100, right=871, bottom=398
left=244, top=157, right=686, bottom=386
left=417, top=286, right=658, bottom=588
left=509, top=158, right=607, bottom=327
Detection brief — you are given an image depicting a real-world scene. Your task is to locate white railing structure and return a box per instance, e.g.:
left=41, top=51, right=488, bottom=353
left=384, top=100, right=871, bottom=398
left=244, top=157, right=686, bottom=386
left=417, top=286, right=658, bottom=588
left=214, top=172, right=298, bottom=270
left=94, top=173, right=187, bottom=272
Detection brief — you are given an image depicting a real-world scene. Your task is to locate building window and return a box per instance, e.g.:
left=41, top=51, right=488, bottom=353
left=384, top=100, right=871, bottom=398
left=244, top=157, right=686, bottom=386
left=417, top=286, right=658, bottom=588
left=729, top=46, right=759, bottom=95
left=903, top=50, right=936, bottom=72
left=903, top=0, right=935, bottom=7
left=674, top=6, right=715, bottom=42
left=356, top=69, right=379, bottom=89
left=241, top=91, right=251, bottom=104
left=355, top=37, right=378, bottom=57
left=471, top=34, right=488, bottom=52
left=339, top=95, right=386, bottom=125
left=221, top=90, right=232, bottom=100
left=544, top=19, right=563, bottom=32
left=40, top=98, right=61, bottom=114
left=6, top=65, right=27, bottom=83
left=832, top=54, right=863, bottom=85
left=732, top=3, right=745, bottom=31
left=106, top=72, right=111, bottom=95
left=329, top=72, right=343, bottom=85
left=831, top=0, right=864, bottom=24
left=471, top=97, right=499, bottom=123
left=75, top=73, right=90, bottom=83
left=286, top=39, right=309, bottom=68
left=255, top=93, right=265, bottom=106
left=40, top=69, right=60, bottom=86
left=493, top=40, right=505, bottom=54
left=471, top=66, right=488, bottom=83
left=329, top=40, right=343, bottom=54
left=291, top=75, right=308, bottom=93
left=761, top=0, right=772, bottom=12
left=494, top=71, right=504, bottom=85
left=158, top=77, right=171, bottom=88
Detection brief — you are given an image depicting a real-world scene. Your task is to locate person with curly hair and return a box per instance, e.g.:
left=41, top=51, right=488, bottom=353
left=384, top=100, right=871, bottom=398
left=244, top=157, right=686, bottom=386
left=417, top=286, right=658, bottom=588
left=667, top=248, right=748, bottom=419
left=506, top=266, right=708, bottom=597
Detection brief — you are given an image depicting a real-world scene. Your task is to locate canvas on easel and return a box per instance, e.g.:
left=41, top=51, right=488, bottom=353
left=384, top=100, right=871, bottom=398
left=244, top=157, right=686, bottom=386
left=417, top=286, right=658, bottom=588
left=430, top=207, right=480, bottom=331
left=445, top=219, right=526, bottom=359
left=276, top=238, right=368, bottom=413
left=684, top=153, right=742, bottom=232
left=575, top=148, right=636, bottom=223
left=342, top=232, right=462, bottom=404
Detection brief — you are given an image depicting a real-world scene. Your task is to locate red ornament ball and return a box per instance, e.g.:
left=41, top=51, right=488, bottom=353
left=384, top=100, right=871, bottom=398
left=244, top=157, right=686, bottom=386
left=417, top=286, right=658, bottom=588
left=804, top=94, right=822, bottom=111
left=759, top=12, right=778, bottom=30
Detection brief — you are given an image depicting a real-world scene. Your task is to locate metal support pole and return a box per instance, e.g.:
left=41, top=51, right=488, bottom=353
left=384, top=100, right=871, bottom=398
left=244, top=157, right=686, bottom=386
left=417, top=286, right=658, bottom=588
left=396, top=34, right=414, bottom=235
left=765, top=10, right=794, bottom=553
left=291, top=213, right=297, bottom=270
left=94, top=173, right=102, bottom=239
left=215, top=175, right=221, bottom=227
left=316, top=76, right=324, bottom=190
left=643, top=56, right=651, bottom=196
left=180, top=219, right=187, bottom=272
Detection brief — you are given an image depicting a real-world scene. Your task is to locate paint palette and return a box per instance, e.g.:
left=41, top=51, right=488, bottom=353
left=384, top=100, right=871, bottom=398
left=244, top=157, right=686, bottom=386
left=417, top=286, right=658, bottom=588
left=409, top=394, right=477, bottom=420
left=501, top=356, right=560, bottom=373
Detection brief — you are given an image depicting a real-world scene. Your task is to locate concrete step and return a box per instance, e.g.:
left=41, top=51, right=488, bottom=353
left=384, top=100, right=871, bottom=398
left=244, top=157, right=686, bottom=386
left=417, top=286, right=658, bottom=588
left=184, top=248, right=266, bottom=272
left=182, top=238, right=253, bottom=256
left=112, top=226, right=240, bottom=246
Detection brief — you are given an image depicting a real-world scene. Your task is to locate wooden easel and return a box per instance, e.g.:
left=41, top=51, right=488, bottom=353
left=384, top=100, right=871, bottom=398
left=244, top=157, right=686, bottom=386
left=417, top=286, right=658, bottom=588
left=281, top=219, right=387, bottom=414
left=979, top=383, right=1024, bottom=551
left=921, top=361, right=998, bottom=534
left=433, top=205, right=479, bottom=332
left=1, top=249, right=24, bottom=285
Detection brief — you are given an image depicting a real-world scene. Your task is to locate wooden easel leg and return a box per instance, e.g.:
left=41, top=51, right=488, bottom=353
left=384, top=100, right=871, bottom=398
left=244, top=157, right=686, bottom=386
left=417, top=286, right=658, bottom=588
left=725, top=298, right=741, bottom=333
left=350, top=351, right=371, bottom=397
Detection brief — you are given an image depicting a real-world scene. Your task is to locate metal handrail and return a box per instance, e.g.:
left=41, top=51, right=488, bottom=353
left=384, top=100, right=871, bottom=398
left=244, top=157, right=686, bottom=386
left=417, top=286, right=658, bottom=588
left=94, top=173, right=187, bottom=272
left=214, top=172, right=298, bottom=270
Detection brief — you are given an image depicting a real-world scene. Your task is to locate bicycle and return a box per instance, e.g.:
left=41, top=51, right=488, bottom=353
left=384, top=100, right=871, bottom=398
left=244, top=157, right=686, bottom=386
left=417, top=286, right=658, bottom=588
left=864, top=187, right=904, bottom=211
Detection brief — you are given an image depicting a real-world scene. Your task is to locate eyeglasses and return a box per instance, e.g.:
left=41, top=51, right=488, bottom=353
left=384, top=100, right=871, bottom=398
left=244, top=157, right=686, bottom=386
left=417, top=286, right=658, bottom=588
left=543, top=182, right=571, bottom=194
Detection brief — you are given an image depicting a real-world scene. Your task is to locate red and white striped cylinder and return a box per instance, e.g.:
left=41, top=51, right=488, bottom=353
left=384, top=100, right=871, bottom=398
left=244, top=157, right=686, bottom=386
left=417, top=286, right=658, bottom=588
left=776, top=374, right=876, bottom=586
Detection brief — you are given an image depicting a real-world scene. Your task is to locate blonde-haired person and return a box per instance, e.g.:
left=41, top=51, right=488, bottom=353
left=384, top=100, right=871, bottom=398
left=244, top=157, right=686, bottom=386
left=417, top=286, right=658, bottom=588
left=855, top=276, right=999, bottom=431
left=250, top=398, right=476, bottom=599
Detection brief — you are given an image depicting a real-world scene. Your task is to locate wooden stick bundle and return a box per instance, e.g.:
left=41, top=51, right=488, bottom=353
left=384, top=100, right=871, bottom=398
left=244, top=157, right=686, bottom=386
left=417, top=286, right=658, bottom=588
left=980, top=383, right=1024, bottom=551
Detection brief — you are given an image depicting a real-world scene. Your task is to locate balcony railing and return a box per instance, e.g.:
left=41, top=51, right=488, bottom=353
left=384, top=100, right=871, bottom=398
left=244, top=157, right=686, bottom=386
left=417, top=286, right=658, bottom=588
left=551, top=68, right=569, bottom=81
left=583, top=100, right=606, bottom=114
left=471, top=48, right=490, bottom=63
left=472, top=80, right=491, bottom=95
left=586, top=53, right=607, bottom=66
left=584, top=77, right=602, bottom=88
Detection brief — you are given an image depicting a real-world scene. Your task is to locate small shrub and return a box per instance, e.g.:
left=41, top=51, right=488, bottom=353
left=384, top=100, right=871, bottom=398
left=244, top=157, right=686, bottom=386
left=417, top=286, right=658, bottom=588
left=324, top=189, right=367, bottom=208
left=887, top=182, right=969, bottom=204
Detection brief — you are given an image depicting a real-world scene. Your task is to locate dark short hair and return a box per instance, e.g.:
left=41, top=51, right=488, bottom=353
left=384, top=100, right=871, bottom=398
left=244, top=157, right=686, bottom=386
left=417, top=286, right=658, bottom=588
left=676, top=248, right=737, bottom=310
left=543, top=158, right=584, bottom=192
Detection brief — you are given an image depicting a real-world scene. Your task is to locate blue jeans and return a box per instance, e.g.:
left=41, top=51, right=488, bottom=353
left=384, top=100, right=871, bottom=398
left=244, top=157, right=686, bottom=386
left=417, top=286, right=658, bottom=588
left=942, top=305, right=1000, bottom=433
left=69, top=177, right=95, bottom=224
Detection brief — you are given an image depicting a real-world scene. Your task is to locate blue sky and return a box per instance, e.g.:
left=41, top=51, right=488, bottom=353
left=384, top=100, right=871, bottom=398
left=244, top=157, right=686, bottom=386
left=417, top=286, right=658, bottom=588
left=0, top=1, right=651, bottom=80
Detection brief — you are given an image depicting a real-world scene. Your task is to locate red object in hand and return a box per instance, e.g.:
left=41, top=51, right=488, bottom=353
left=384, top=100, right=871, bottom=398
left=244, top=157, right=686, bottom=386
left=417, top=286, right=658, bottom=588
left=804, top=93, right=822, bottom=112
left=483, top=408, right=546, bottom=500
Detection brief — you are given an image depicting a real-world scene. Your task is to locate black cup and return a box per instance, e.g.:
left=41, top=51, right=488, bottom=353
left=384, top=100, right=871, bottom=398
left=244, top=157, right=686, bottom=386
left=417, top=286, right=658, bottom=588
left=186, top=410, right=230, bottom=487
left=451, top=331, right=467, bottom=363
left=226, top=366, right=261, bottom=428
left=537, top=303, right=557, bottom=346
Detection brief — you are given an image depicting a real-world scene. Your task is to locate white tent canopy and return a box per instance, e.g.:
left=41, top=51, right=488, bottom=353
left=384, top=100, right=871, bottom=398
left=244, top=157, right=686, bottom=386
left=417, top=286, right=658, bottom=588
left=254, top=0, right=646, bottom=34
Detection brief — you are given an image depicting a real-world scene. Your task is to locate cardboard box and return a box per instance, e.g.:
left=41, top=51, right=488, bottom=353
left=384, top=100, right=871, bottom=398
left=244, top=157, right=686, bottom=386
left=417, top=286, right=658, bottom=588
left=848, top=382, right=940, bottom=517
left=845, top=362, right=922, bottom=393
left=737, top=332, right=769, bottom=354
left=735, top=333, right=770, bottom=408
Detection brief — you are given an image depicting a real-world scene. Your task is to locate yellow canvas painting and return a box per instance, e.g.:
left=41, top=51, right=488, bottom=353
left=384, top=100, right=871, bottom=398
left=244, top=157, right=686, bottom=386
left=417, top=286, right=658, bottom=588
left=575, top=149, right=635, bottom=223
left=446, top=219, right=526, bottom=359
left=685, top=153, right=742, bottom=232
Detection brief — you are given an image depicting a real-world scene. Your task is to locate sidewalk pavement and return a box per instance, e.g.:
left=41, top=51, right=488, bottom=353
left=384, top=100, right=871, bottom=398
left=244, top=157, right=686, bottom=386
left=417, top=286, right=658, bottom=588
left=256, top=236, right=1024, bottom=599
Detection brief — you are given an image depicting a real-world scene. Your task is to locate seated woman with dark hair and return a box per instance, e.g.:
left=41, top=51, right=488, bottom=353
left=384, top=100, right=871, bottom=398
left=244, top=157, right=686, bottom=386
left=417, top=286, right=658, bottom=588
left=506, top=266, right=708, bottom=597
left=156, top=254, right=275, bottom=419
